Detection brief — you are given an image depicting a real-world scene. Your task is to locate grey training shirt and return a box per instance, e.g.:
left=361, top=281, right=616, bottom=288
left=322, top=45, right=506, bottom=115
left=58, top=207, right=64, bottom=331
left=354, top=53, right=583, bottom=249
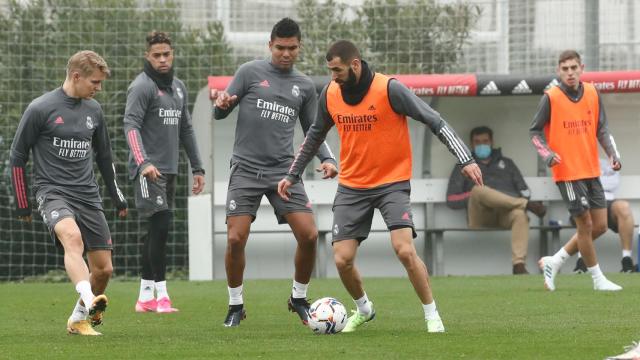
left=10, top=88, right=126, bottom=213
left=124, top=72, right=203, bottom=179
left=214, top=59, right=336, bottom=172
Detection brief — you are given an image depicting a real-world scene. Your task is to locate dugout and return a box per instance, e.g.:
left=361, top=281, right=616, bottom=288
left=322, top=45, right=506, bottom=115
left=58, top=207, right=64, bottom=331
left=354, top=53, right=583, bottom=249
left=187, top=72, right=640, bottom=280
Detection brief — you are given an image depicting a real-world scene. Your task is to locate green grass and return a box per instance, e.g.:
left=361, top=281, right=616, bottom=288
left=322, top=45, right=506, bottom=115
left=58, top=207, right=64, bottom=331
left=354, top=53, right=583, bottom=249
left=0, top=274, right=638, bottom=359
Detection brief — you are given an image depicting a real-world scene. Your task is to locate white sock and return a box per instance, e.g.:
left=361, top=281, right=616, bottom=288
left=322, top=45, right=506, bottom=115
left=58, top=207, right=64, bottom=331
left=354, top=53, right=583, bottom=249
left=577, top=252, right=582, bottom=258
left=423, top=300, right=440, bottom=321
left=552, top=247, right=570, bottom=265
left=354, top=293, right=372, bottom=316
left=623, top=250, right=632, bottom=258
left=155, top=281, right=169, bottom=300
left=138, top=279, right=155, bottom=302
left=588, top=264, right=605, bottom=281
left=228, top=285, right=243, bottom=305
left=292, top=280, right=308, bottom=299
left=69, top=298, right=88, bottom=322
left=75, top=280, right=94, bottom=308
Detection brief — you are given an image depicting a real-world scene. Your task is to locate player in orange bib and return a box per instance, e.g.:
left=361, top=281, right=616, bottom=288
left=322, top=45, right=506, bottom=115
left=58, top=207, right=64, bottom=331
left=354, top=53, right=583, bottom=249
left=279, top=40, right=482, bottom=333
left=530, top=50, right=622, bottom=292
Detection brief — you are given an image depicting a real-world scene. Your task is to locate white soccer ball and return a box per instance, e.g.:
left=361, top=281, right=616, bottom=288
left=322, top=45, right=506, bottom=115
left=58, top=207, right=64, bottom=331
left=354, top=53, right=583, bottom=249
left=307, top=297, right=348, bottom=334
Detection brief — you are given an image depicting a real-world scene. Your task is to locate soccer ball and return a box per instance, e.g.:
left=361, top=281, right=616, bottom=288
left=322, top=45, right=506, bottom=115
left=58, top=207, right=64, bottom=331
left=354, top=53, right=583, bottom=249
left=307, top=297, right=348, bottom=334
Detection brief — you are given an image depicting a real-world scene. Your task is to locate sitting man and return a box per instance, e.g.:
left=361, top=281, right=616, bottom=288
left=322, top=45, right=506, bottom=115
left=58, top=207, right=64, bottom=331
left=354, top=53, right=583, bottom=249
left=573, top=158, right=636, bottom=273
left=447, top=126, right=546, bottom=274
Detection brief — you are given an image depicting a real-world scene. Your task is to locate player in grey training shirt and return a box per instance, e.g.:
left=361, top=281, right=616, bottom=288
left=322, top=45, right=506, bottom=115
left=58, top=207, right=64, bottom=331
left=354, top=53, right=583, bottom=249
left=211, top=18, right=338, bottom=327
left=10, top=51, right=127, bottom=336
left=123, top=31, right=205, bottom=313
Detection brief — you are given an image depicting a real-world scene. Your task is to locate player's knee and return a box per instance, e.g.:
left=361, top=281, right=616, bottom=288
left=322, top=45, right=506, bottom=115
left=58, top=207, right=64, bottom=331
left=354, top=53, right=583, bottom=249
left=395, top=246, right=417, bottom=266
left=60, top=231, right=84, bottom=254
left=334, top=252, right=354, bottom=271
left=593, top=223, right=607, bottom=237
left=227, top=233, right=248, bottom=252
left=93, top=263, right=113, bottom=280
left=296, top=230, right=317, bottom=247
left=614, top=201, right=633, bottom=219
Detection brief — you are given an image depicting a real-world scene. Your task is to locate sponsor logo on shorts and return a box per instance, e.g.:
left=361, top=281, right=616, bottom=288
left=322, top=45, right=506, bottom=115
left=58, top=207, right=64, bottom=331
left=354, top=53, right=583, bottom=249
left=107, top=238, right=113, bottom=245
left=229, top=199, right=237, bottom=211
left=333, top=224, right=339, bottom=235
left=305, top=201, right=312, bottom=208
left=51, top=210, right=59, bottom=220
left=86, top=116, right=93, bottom=129
left=156, top=196, right=164, bottom=205
left=580, top=197, right=588, bottom=206
left=292, top=84, right=300, bottom=97
left=402, top=212, right=410, bottom=220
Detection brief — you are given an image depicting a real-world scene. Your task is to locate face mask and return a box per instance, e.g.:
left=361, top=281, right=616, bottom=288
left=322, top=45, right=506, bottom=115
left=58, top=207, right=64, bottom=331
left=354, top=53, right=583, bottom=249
left=474, top=144, right=491, bottom=159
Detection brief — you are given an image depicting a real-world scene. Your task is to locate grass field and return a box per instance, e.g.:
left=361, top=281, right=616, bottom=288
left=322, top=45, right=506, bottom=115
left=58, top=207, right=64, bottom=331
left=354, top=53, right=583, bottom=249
left=1, top=274, right=638, bottom=360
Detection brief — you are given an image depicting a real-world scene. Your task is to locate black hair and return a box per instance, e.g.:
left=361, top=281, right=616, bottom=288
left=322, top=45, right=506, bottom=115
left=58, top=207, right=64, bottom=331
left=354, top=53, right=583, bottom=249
left=470, top=126, right=493, bottom=142
left=325, top=40, right=361, bottom=63
left=270, top=18, right=301, bottom=41
left=146, top=31, right=172, bottom=49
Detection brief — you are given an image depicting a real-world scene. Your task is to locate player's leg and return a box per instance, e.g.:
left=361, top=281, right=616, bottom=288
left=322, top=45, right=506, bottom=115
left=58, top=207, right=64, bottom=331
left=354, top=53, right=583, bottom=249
left=268, top=179, right=317, bottom=323
left=223, top=215, right=252, bottom=326
left=134, top=175, right=159, bottom=312
left=86, top=250, right=112, bottom=326
left=498, top=207, right=530, bottom=274
left=283, top=212, right=317, bottom=324
left=151, top=175, right=177, bottom=312
left=609, top=200, right=635, bottom=272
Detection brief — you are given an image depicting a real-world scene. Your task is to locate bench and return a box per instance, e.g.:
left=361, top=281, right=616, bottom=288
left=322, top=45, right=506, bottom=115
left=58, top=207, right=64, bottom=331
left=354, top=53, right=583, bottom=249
left=188, top=175, right=640, bottom=280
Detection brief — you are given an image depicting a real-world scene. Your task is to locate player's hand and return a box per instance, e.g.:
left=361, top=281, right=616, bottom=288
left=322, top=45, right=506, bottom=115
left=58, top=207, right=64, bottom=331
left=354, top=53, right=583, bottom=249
left=277, top=178, right=293, bottom=201
left=212, top=90, right=238, bottom=110
left=118, top=208, right=128, bottom=219
left=192, top=174, right=205, bottom=195
left=611, top=157, right=622, bottom=171
left=141, top=164, right=161, bottom=182
left=316, top=162, right=338, bottom=179
left=461, top=163, right=483, bottom=186
left=549, top=154, right=562, bottom=167
left=18, top=215, right=32, bottom=223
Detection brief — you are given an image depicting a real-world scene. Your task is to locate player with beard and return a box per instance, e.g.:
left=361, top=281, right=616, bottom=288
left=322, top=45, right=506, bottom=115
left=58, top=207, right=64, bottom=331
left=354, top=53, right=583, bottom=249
left=278, top=40, right=482, bottom=333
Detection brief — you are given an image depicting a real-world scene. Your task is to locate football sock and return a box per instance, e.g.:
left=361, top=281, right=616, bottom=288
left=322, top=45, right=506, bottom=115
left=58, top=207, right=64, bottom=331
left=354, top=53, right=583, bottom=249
left=551, top=247, right=570, bottom=265
left=423, top=300, right=440, bottom=321
left=228, top=285, right=244, bottom=305
left=70, top=298, right=88, bottom=322
left=75, top=280, right=94, bottom=308
left=155, top=280, right=169, bottom=300
left=577, top=252, right=582, bottom=258
left=354, top=293, right=372, bottom=316
left=292, top=280, right=308, bottom=299
left=588, top=264, right=605, bottom=281
left=138, top=279, right=155, bottom=302
left=623, top=250, right=632, bottom=258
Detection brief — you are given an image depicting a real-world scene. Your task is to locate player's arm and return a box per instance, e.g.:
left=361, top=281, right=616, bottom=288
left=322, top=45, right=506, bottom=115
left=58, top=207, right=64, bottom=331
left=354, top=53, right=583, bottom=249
left=123, top=82, right=156, bottom=179
left=178, top=84, right=206, bottom=194
left=9, top=105, right=42, bottom=220
left=212, top=63, right=248, bottom=120
left=387, top=80, right=482, bottom=185
left=298, top=83, right=337, bottom=178
left=93, top=111, right=128, bottom=217
left=595, top=91, right=621, bottom=170
left=529, top=94, right=560, bottom=167
left=279, top=86, right=335, bottom=200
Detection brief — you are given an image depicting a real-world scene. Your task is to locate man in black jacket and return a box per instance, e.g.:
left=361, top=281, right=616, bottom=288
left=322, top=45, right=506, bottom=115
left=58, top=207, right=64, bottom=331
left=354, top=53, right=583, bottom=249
left=446, top=126, right=546, bottom=274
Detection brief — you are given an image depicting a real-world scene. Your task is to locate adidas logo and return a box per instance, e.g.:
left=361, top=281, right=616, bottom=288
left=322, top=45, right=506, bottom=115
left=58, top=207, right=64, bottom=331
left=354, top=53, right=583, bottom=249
left=368, top=105, right=376, bottom=111
left=479, top=81, right=501, bottom=95
left=544, top=78, right=560, bottom=91
left=259, top=80, right=270, bottom=87
left=511, top=80, right=532, bottom=94
left=54, top=116, right=64, bottom=124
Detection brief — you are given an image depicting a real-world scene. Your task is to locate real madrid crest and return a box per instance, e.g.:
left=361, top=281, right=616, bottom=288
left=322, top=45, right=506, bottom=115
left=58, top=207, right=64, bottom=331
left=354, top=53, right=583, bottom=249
left=86, top=116, right=93, bottom=129
left=292, top=84, right=300, bottom=97
left=176, top=87, right=184, bottom=99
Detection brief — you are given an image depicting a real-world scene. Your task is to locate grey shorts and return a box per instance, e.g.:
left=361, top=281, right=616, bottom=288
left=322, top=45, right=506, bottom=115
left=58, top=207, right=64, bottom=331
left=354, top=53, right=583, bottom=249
left=556, top=177, right=606, bottom=217
left=332, top=189, right=416, bottom=243
left=226, top=162, right=312, bottom=224
left=37, top=196, right=112, bottom=251
left=134, top=174, right=176, bottom=218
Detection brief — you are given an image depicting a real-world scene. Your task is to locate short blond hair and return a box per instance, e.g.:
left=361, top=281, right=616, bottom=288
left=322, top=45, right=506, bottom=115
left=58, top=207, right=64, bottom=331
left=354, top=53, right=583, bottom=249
left=66, top=50, right=110, bottom=78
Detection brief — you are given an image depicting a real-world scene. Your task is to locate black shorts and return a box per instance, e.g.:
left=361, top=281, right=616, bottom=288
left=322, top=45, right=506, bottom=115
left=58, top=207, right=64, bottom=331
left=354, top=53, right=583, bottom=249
left=569, top=200, right=619, bottom=232
left=556, top=178, right=606, bottom=217
left=134, top=174, right=176, bottom=218
left=37, top=196, right=112, bottom=251
left=332, top=189, right=416, bottom=243
left=226, top=162, right=312, bottom=224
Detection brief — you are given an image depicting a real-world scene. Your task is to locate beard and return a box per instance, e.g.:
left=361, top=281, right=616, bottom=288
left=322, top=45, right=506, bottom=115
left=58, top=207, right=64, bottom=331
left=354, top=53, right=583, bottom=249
left=338, top=67, right=358, bottom=89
